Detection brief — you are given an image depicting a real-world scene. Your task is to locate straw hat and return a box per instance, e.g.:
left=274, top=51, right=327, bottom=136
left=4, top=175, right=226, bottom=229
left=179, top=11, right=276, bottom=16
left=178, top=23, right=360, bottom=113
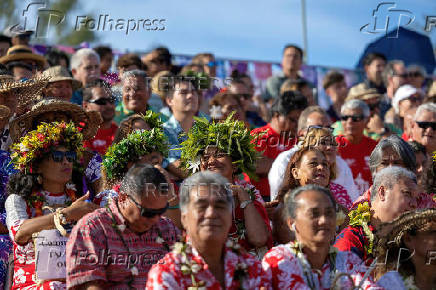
left=10, top=98, right=102, bottom=142
left=0, top=74, right=50, bottom=105
left=0, top=105, right=11, bottom=119
left=346, top=83, right=381, bottom=102
left=0, top=45, right=47, bottom=69
left=41, top=66, right=82, bottom=90
left=376, top=208, right=436, bottom=251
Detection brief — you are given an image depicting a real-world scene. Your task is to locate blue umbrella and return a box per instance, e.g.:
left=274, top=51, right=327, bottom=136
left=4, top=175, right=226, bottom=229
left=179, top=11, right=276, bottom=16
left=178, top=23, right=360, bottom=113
left=357, top=26, right=435, bottom=74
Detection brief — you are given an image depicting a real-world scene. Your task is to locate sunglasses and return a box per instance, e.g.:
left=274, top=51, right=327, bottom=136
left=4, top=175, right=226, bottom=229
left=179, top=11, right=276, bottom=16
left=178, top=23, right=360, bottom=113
left=239, top=94, right=251, bottom=100
left=306, top=125, right=333, bottom=135
left=127, top=195, right=169, bottom=218
left=88, top=97, right=115, bottom=106
left=408, top=72, right=422, bottom=78
left=51, top=151, right=77, bottom=163
left=393, top=73, right=408, bottom=78
left=341, top=115, right=364, bottom=122
left=416, top=121, right=436, bottom=130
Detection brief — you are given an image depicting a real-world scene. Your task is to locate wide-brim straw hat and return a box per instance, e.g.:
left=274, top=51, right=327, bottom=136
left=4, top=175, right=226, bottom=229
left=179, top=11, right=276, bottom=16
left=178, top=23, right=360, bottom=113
left=42, top=65, right=82, bottom=90
left=0, top=74, right=50, bottom=105
left=0, top=45, right=47, bottom=69
left=10, top=98, right=102, bottom=142
left=376, top=208, right=436, bottom=252
left=346, top=82, right=382, bottom=102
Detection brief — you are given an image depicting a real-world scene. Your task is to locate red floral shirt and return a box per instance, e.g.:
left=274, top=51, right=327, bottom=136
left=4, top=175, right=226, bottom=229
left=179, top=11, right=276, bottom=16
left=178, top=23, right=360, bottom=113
left=262, top=244, right=380, bottom=289
left=146, top=241, right=272, bottom=289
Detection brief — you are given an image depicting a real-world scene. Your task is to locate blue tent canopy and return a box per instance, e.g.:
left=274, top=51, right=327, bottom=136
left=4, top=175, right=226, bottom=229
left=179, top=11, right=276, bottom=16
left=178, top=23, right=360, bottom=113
left=357, top=27, right=435, bottom=74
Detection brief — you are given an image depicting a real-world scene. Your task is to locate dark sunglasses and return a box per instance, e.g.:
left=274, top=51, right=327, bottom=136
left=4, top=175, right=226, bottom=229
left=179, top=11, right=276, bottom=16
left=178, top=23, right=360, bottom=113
left=88, top=97, right=115, bottom=106
left=341, top=115, right=364, bottom=122
left=393, top=73, right=408, bottom=78
left=408, top=72, right=422, bottom=78
left=416, top=121, right=436, bottom=130
left=127, top=195, right=169, bottom=218
left=306, top=125, right=333, bottom=135
left=239, top=94, right=251, bottom=100
left=51, top=151, right=77, bottom=163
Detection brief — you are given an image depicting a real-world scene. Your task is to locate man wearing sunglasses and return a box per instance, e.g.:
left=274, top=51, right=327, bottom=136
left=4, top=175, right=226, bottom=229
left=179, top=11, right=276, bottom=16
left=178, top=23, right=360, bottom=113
left=67, top=163, right=179, bottom=289
left=83, top=82, right=118, bottom=155
left=411, top=103, right=436, bottom=156
left=392, top=84, right=423, bottom=130
left=336, top=99, right=378, bottom=194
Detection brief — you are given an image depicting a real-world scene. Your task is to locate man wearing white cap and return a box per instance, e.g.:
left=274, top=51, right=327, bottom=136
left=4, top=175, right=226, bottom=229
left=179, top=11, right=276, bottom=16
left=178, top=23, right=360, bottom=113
left=392, top=84, right=423, bottom=130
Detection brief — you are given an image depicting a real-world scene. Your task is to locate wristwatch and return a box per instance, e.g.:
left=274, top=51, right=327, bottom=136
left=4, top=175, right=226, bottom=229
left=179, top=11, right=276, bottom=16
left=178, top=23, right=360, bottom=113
left=240, top=200, right=253, bottom=209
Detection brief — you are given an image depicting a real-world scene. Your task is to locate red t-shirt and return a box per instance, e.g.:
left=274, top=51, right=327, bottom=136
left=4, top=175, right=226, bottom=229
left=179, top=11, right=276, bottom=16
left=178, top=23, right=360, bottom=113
left=84, top=122, right=118, bottom=155
left=251, top=124, right=296, bottom=197
left=336, top=135, right=377, bottom=194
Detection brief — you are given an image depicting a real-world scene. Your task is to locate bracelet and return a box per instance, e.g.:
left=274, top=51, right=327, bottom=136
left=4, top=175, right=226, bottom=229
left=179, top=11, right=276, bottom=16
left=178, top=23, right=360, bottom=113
left=53, top=208, right=68, bottom=237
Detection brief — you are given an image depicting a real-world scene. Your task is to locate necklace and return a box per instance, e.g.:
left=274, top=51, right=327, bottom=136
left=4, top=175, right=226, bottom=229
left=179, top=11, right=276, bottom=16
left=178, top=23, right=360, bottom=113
left=348, top=201, right=374, bottom=256
left=288, top=241, right=337, bottom=290
left=27, top=183, right=77, bottom=217
left=173, top=238, right=247, bottom=289
left=106, top=202, right=169, bottom=288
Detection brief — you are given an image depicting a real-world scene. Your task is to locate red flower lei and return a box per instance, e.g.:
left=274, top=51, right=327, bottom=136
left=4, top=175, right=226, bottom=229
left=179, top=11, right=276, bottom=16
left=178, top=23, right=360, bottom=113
left=27, top=185, right=78, bottom=217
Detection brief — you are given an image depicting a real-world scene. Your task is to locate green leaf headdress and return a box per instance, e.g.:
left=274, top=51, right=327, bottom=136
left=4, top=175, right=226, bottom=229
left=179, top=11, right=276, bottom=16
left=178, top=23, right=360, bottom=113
left=103, top=128, right=169, bottom=181
left=179, top=113, right=259, bottom=179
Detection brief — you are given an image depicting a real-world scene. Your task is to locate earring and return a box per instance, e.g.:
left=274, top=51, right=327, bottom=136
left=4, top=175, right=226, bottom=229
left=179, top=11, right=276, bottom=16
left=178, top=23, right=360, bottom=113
left=291, top=223, right=296, bottom=232
left=37, top=175, right=43, bottom=185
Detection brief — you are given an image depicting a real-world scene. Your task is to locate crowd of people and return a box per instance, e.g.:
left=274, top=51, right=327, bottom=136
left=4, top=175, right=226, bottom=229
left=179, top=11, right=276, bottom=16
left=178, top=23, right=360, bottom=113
left=0, top=27, right=435, bottom=289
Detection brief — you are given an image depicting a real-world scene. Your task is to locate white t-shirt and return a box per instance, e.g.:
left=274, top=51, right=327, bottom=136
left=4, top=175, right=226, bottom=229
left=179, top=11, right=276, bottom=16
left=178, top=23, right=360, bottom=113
left=268, top=145, right=360, bottom=201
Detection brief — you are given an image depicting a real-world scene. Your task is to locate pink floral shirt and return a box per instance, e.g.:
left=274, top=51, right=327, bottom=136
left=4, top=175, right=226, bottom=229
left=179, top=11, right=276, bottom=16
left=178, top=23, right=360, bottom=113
left=329, top=182, right=353, bottom=210
left=66, top=201, right=179, bottom=289
left=262, top=244, right=382, bottom=290
left=146, top=241, right=272, bottom=289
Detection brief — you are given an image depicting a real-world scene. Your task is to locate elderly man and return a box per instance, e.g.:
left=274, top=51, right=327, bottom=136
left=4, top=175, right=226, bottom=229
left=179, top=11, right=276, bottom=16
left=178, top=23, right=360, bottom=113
left=66, top=163, right=179, bottom=289
left=387, top=84, right=423, bottom=130
left=114, top=70, right=152, bottom=124
left=334, top=166, right=418, bottom=262
left=70, top=48, right=100, bottom=104
left=336, top=99, right=378, bottom=193
left=42, top=65, right=81, bottom=102
left=263, top=44, right=305, bottom=102
left=82, top=81, right=118, bottom=155
left=146, top=171, right=271, bottom=289
left=411, top=103, right=436, bottom=155
left=268, top=105, right=358, bottom=201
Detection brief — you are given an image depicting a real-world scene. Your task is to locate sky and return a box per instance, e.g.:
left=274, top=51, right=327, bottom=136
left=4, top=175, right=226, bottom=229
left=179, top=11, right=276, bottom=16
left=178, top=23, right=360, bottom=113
left=11, top=0, right=436, bottom=70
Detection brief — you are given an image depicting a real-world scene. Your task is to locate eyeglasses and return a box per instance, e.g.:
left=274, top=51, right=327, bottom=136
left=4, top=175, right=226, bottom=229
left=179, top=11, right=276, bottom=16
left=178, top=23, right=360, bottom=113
left=416, top=121, right=436, bottom=130
left=393, top=73, right=408, bottom=78
left=408, top=72, right=422, bottom=78
left=341, top=115, right=364, bottom=122
left=306, top=125, right=333, bottom=134
left=127, top=195, right=169, bottom=218
left=88, top=97, right=116, bottom=106
left=51, top=151, right=77, bottom=163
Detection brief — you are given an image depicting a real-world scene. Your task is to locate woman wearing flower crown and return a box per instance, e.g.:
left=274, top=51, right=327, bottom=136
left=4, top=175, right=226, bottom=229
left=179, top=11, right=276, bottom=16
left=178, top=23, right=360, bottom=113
left=373, top=208, right=436, bottom=290
left=97, top=111, right=181, bottom=228
left=262, top=184, right=378, bottom=289
left=146, top=171, right=272, bottom=289
left=4, top=122, right=99, bottom=289
left=179, top=115, right=272, bottom=258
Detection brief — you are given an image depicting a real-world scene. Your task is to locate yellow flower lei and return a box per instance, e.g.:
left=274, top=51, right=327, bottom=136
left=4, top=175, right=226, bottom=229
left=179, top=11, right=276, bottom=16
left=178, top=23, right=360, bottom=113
left=348, top=202, right=374, bottom=255
left=11, top=122, right=83, bottom=173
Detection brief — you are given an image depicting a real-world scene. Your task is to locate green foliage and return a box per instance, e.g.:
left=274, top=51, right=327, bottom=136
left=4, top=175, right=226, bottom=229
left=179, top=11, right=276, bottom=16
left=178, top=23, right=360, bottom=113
left=179, top=113, right=260, bottom=179
left=103, top=128, right=169, bottom=181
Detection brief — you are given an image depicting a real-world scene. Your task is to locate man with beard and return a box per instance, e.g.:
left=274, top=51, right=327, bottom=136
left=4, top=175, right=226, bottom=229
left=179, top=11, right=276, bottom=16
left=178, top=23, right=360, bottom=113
left=83, top=81, right=118, bottom=155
